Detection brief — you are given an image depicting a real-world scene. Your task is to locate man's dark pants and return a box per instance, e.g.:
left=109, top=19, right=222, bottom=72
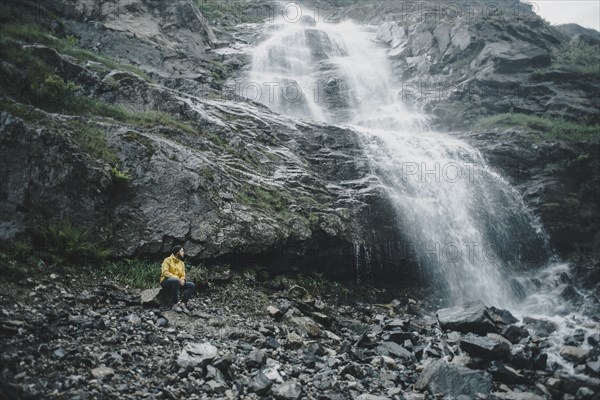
left=160, top=278, right=196, bottom=304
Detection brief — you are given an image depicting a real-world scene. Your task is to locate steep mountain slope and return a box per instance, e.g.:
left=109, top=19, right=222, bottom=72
left=0, top=0, right=598, bottom=283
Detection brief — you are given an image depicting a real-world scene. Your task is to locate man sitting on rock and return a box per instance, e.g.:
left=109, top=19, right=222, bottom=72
left=160, top=245, right=195, bottom=312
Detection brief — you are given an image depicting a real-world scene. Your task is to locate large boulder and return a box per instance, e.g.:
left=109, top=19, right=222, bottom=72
left=437, top=302, right=498, bottom=334
left=376, top=342, right=414, bottom=361
left=272, top=381, right=302, bottom=400
left=177, top=342, right=219, bottom=369
left=487, top=361, right=526, bottom=384
left=140, top=288, right=169, bottom=307
left=415, top=359, right=493, bottom=398
left=460, top=333, right=511, bottom=361
left=560, top=346, right=590, bottom=364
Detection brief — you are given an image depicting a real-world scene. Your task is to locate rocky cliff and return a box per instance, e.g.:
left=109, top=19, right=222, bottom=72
left=0, top=0, right=419, bottom=283
left=322, top=0, right=600, bottom=129
left=0, top=0, right=598, bottom=283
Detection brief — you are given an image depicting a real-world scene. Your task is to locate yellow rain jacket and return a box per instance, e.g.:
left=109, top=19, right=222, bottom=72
left=160, top=255, right=186, bottom=282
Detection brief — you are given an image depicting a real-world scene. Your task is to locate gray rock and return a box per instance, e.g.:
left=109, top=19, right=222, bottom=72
left=489, top=392, right=545, bottom=400
left=586, top=360, right=600, bottom=377
left=272, top=381, right=302, bottom=400
left=356, top=395, right=391, bottom=400
left=248, top=370, right=272, bottom=394
left=262, top=337, right=280, bottom=350
left=267, top=306, right=283, bottom=319
left=437, top=302, right=498, bottom=334
left=487, top=308, right=519, bottom=326
left=176, top=342, right=218, bottom=369
left=91, top=367, right=114, bottom=380
left=262, top=366, right=283, bottom=383
left=306, top=342, right=327, bottom=357
left=487, top=361, right=525, bottom=384
left=246, top=349, right=267, bottom=369
left=376, top=342, right=413, bottom=361
left=522, top=317, right=558, bottom=337
left=415, top=359, right=493, bottom=398
left=460, top=333, right=511, bottom=360
left=588, top=332, right=600, bottom=346
left=206, top=265, right=232, bottom=283
left=287, top=332, right=304, bottom=349
left=124, top=314, right=141, bottom=326
left=53, top=348, right=67, bottom=359
left=480, top=41, right=551, bottom=73
left=433, top=23, right=451, bottom=53
left=510, top=344, right=533, bottom=369
left=286, top=316, right=320, bottom=338
left=560, top=346, right=589, bottom=364
left=576, top=387, right=596, bottom=400
left=557, top=372, right=600, bottom=395
left=205, top=379, right=228, bottom=394
left=501, top=325, right=529, bottom=344
left=532, top=353, right=548, bottom=370
left=140, top=288, right=162, bottom=307
left=205, top=365, right=225, bottom=383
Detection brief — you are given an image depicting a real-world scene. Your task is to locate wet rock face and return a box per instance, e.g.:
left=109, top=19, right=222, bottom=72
left=460, top=130, right=600, bottom=259
left=2, top=0, right=597, bottom=290
left=0, top=0, right=419, bottom=281
left=0, top=57, right=408, bottom=280
left=0, top=102, right=410, bottom=278
left=0, top=113, right=113, bottom=242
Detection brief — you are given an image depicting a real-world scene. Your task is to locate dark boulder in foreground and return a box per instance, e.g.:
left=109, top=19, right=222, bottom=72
left=415, top=359, right=493, bottom=398
left=436, top=302, right=498, bottom=334
left=460, top=333, right=511, bottom=361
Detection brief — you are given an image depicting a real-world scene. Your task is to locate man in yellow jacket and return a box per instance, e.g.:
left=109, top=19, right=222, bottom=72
left=160, top=245, right=196, bottom=309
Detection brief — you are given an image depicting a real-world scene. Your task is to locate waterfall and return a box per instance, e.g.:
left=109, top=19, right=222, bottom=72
left=245, top=13, right=553, bottom=308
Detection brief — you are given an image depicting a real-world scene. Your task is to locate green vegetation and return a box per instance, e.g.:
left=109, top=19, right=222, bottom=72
left=532, top=38, right=600, bottom=79
left=0, top=20, right=149, bottom=116
left=111, top=167, right=131, bottom=183
left=0, top=21, right=149, bottom=79
left=0, top=100, right=48, bottom=122
left=104, top=259, right=207, bottom=289
left=242, top=264, right=271, bottom=282
left=44, top=222, right=112, bottom=265
left=103, top=259, right=159, bottom=289
left=0, top=241, right=45, bottom=280
left=552, top=39, right=600, bottom=76
left=237, top=185, right=291, bottom=213
left=0, top=223, right=111, bottom=279
left=0, top=223, right=111, bottom=280
left=473, top=113, right=600, bottom=142
left=206, top=60, right=227, bottom=84
left=0, top=16, right=242, bottom=161
left=271, top=272, right=351, bottom=300
left=545, top=153, right=592, bottom=174
left=66, top=120, right=118, bottom=165
left=83, top=104, right=199, bottom=136
left=30, top=74, right=79, bottom=112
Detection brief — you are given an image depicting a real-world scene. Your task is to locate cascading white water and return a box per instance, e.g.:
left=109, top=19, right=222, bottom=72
left=240, top=6, right=600, bottom=375
left=247, top=14, right=553, bottom=308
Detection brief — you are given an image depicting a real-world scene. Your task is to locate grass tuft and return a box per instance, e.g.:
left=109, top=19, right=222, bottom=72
left=472, top=113, right=600, bottom=142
